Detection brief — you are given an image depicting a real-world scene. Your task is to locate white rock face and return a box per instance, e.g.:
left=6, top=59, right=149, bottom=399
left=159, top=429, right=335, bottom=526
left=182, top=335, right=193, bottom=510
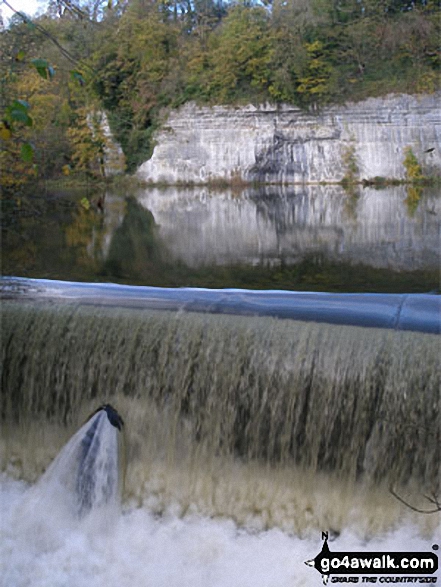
left=137, top=94, right=441, bottom=184
left=100, top=112, right=126, bottom=176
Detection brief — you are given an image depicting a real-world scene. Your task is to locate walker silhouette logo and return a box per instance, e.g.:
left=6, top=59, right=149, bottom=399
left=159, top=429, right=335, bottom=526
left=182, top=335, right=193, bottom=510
left=305, top=533, right=438, bottom=585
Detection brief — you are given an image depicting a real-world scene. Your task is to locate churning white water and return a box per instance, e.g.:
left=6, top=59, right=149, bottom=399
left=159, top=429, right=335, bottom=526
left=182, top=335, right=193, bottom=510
left=28, top=409, right=123, bottom=519
left=1, top=404, right=439, bottom=587
left=1, top=473, right=439, bottom=587
left=1, top=301, right=439, bottom=586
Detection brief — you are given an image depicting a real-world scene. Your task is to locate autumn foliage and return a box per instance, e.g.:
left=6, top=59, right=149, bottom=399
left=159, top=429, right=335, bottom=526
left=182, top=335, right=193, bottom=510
left=1, top=0, right=440, bottom=185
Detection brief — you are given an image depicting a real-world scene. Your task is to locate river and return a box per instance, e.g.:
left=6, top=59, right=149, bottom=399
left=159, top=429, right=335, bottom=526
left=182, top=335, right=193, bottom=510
left=2, top=184, right=440, bottom=291
left=1, top=183, right=440, bottom=586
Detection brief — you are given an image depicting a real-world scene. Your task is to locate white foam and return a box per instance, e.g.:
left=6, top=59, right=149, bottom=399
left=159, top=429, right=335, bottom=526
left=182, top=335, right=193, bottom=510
left=1, top=475, right=439, bottom=587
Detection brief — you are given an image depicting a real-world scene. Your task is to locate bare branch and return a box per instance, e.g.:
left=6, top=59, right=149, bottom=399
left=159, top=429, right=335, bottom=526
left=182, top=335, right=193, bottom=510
left=422, top=492, right=441, bottom=508
left=389, top=485, right=441, bottom=515
left=2, top=0, right=85, bottom=67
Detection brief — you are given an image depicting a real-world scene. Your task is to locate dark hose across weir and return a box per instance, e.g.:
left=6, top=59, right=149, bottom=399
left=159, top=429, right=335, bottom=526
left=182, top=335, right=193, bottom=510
left=1, top=277, right=439, bottom=334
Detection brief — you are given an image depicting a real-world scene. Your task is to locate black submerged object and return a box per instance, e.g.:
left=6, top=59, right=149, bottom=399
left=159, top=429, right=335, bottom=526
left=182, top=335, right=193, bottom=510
left=87, top=403, right=124, bottom=431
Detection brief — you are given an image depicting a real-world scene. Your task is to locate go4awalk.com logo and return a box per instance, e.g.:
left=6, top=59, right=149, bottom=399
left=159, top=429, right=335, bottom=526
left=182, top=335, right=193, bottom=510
left=305, top=532, right=439, bottom=585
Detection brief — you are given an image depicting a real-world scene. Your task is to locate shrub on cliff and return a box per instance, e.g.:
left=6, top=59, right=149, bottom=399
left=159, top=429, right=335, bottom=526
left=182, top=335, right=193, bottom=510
left=403, top=147, right=424, bottom=182
left=2, top=0, right=440, bottom=175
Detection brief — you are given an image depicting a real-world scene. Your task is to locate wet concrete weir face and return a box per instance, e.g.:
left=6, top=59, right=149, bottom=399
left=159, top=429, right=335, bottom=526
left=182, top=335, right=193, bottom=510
left=1, top=278, right=440, bottom=534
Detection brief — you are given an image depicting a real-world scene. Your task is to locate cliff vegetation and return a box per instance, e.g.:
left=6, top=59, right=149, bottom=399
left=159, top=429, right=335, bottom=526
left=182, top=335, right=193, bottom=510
left=1, top=0, right=440, bottom=185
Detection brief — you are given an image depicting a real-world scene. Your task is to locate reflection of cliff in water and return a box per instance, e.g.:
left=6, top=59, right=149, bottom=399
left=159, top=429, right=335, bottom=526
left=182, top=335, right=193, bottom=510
left=138, top=185, right=440, bottom=271
left=2, top=186, right=439, bottom=290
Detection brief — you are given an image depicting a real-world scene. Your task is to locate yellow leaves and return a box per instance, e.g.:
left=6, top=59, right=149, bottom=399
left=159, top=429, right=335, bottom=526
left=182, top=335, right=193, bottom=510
left=404, top=185, right=422, bottom=217
left=12, top=73, right=59, bottom=132
left=67, top=108, right=110, bottom=177
left=80, top=197, right=91, bottom=210
left=297, top=75, right=329, bottom=95
left=305, top=40, right=324, bottom=55
left=403, top=146, right=424, bottom=181
left=0, top=122, right=12, bottom=141
left=308, top=58, right=325, bottom=71
left=295, top=40, right=335, bottom=106
left=15, top=69, right=47, bottom=98
left=415, top=71, right=438, bottom=94
left=62, top=165, right=71, bottom=176
left=0, top=145, right=36, bottom=190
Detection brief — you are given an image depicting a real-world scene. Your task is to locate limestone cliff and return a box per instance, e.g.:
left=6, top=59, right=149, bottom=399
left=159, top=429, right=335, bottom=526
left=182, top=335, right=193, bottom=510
left=99, top=112, right=126, bottom=176
left=136, top=94, right=441, bottom=184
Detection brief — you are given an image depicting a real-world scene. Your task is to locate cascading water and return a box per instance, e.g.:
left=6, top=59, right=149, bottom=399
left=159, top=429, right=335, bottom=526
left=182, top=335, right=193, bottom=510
left=1, top=288, right=440, bottom=539
left=1, top=280, right=440, bottom=587
left=70, top=405, right=124, bottom=517
left=5, top=405, right=124, bottom=522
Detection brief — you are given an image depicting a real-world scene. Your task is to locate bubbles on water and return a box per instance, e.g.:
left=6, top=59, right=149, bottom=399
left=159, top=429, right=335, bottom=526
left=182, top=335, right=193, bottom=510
left=5, top=407, right=123, bottom=553
left=1, top=300, right=439, bottom=583
left=1, top=474, right=439, bottom=587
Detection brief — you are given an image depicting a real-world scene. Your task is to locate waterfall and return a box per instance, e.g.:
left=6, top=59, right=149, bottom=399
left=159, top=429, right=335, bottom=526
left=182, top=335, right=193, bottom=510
left=71, top=405, right=124, bottom=517
left=9, top=406, right=124, bottom=524
left=1, top=293, right=439, bottom=534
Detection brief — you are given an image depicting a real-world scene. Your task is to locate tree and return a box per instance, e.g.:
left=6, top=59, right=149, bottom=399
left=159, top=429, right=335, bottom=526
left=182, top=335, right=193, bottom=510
left=1, top=0, right=439, bottom=185
left=403, top=146, right=424, bottom=181
left=205, top=5, right=274, bottom=102
left=268, top=1, right=312, bottom=102
left=296, top=40, right=337, bottom=109
left=0, top=3, right=99, bottom=188
left=92, top=0, right=183, bottom=169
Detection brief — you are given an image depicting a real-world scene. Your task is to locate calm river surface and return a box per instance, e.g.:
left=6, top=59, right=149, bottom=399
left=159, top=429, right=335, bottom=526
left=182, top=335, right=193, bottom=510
left=2, top=183, right=440, bottom=291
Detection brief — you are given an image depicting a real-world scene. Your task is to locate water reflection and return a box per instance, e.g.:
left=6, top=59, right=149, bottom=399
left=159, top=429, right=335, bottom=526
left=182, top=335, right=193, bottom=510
left=2, top=185, right=440, bottom=292
left=138, top=185, right=440, bottom=272
left=102, top=197, right=165, bottom=280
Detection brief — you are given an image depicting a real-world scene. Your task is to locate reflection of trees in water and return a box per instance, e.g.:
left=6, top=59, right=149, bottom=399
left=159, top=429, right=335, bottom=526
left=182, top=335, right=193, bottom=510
left=404, top=185, right=422, bottom=217
left=251, top=189, right=304, bottom=236
left=2, top=195, right=78, bottom=277
left=2, top=187, right=439, bottom=292
left=65, top=204, right=106, bottom=270
left=103, top=197, right=166, bottom=281
left=2, top=192, right=164, bottom=283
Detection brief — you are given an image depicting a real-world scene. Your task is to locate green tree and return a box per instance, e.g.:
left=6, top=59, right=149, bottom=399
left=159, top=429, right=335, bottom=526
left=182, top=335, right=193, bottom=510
left=268, top=0, right=314, bottom=102
left=206, top=5, right=274, bottom=102
left=1, top=0, right=439, bottom=184
left=296, top=40, right=337, bottom=108
left=93, top=0, right=183, bottom=169
left=403, top=146, right=424, bottom=182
